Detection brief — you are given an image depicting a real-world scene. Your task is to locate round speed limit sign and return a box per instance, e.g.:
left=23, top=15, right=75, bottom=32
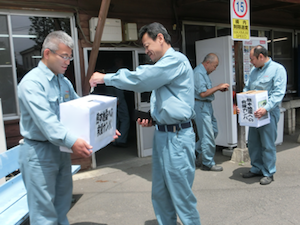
left=233, top=0, right=248, bottom=18
left=231, top=0, right=250, bottom=40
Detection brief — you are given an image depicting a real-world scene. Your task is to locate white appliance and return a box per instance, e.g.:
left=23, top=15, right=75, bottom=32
left=125, top=23, right=138, bottom=41
left=195, top=35, right=269, bottom=148
left=89, top=18, right=122, bottom=43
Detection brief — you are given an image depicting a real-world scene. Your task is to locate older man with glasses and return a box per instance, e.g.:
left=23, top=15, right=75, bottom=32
left=18, top=30, right=98, bottom=224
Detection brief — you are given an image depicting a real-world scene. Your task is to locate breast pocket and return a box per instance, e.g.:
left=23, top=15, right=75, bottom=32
left=61, top=82, right=72, bottom=101
left=258, top=76, right=273, bottom=90
left=48, top=96, right=59, bottom=115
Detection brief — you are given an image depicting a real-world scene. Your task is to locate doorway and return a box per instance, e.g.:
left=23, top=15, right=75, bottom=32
left=83, top=47, right=154, bottom=167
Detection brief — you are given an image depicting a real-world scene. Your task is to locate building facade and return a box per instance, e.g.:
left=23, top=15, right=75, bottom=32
left=1, top=0, right=300, bottom=169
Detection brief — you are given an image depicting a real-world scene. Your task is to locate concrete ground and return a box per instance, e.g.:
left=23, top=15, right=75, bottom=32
left=68, top=131, right=300, bottom=225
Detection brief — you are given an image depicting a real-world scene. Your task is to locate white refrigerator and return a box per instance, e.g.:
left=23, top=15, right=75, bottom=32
left=195, top=35, right=269, bottom=148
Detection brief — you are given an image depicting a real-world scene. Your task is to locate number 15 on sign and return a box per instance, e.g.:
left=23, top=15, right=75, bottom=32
left=231, top=0, right=250, bottom=40
left=233, top=0, right=248, bottom=18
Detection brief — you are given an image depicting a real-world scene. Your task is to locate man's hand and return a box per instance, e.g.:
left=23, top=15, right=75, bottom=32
left=71, top=138, right=93, bottom=158
left=137, top=118, right=153, bottom=127
left=89, top=72, right=106, bottom=87
left=236, top=106, right=240, bottom=114
left=218, top=83, right=230, bottom=92
left=113, top=130, right=121, bottom=140
left=254, top=108, right=267, bottom=119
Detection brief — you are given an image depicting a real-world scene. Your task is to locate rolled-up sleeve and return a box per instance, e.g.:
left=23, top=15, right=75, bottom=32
left=104, top=54, right=186, bottom=93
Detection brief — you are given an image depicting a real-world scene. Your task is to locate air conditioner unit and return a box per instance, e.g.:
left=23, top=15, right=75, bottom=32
left=89, top=18, right=122, bottom=43
left=125, top=23, right=138, bottom=41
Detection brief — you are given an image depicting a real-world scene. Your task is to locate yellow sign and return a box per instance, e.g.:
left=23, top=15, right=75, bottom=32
left=232, top=18, right=249, bottom=40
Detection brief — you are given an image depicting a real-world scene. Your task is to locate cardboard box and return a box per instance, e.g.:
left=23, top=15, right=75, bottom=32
left=59, top=95, right=117, bottom=153
left=236, top=90, right=270, bottom=127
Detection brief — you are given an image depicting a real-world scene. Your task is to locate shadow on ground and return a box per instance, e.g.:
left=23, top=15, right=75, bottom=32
left=71, top=223, right=106, bottom=225
left=229, top=166, right=263, bottom=184
left=145, top=220, right=182, bottom=225
left=277, top=130, right=300, bottom=152
left=71, top=194, right=83, bottom=210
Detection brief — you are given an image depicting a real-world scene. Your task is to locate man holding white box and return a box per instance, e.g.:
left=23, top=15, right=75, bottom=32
left=18, top=31, right=95, bottom=224
left=59, top=94, right=117, bottom=153
left=237, top=45, right=287, bottom=185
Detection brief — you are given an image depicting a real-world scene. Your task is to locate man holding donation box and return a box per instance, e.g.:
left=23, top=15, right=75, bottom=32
left=237, top=45, right=287, bottom=185
left=18, top=30, right=119, bottom=224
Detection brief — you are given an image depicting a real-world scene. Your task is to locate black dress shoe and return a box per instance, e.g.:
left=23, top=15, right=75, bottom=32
left=195, top=157, right=202, bottom=168
left=242, top=171, right=262, bottom=178
left=260, top=176, right=274, bottom=185
left=201, top=165, right=223, bottom=172
left=113, top=142, right=128, bottom=148
left=210, top=165, right=223, bottom=171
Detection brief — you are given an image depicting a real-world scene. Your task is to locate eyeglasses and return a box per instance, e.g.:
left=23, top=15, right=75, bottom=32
left=49, top=49, right=73, bottom=61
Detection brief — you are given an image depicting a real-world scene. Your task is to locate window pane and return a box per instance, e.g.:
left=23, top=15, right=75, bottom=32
left=0, top=15, right=11, bottom=65
left=273, top=31, right=293, bottom=91
left=250, top=30, right=258, bottom=37
left=250, top=30, right=272, bottom=55
left=138, top=53, right=152, bottom=65
left=89, top=50, right=134, bottom=96
left=276, top=58, right=292, bottom=82
left=216, top=27, right=230, bottom=37
left=11, top=15, right=73, bottom=84
left=0, top=67, right=16, bottom=115
left=263, top=31, right=272, bottom=56
left=184, top=24, right=215, bottom=68
left=1, top=14, right=74, bottom=117
left=0, top=15, right=8, bottom=33
left=297, top=33, right=300, bottom=95
left=0, top=15, right=16, bottom=116
left=138, top=53, right=153, bottom=103
left=88, top=50, right=135, bottom=126
left=274, top=31, right=292, bottom=58
left=13, top=37, right=40, bottom=82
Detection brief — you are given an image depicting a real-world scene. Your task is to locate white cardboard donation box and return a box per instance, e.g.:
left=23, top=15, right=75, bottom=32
left=236, top=90, right=270, bottom=127
left=59, top=95, right=117, bottom=153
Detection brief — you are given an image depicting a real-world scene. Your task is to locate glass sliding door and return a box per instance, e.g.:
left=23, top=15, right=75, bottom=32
left=83, top=47, right=155, bottom=158
left=11, top=15, right=72, bottom=84
left=0, top=15, right=15, bottom=115
left=183, top=24, right=216, bottom=68
left=0, top=12, right=74, bottom=120
left=273, top=31, right=294, bottom=92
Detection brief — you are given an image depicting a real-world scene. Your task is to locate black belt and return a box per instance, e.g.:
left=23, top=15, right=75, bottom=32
left=156, top=121, right=192, bottom=132
left=195, top=98, right=211, bottom=102
left=24, top=138, right=49, bottom=143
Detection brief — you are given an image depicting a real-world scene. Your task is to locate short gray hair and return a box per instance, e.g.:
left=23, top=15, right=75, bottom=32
left=202, top=53, right=219, bottom=63
left=41, top=30, right=74, bottom=57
